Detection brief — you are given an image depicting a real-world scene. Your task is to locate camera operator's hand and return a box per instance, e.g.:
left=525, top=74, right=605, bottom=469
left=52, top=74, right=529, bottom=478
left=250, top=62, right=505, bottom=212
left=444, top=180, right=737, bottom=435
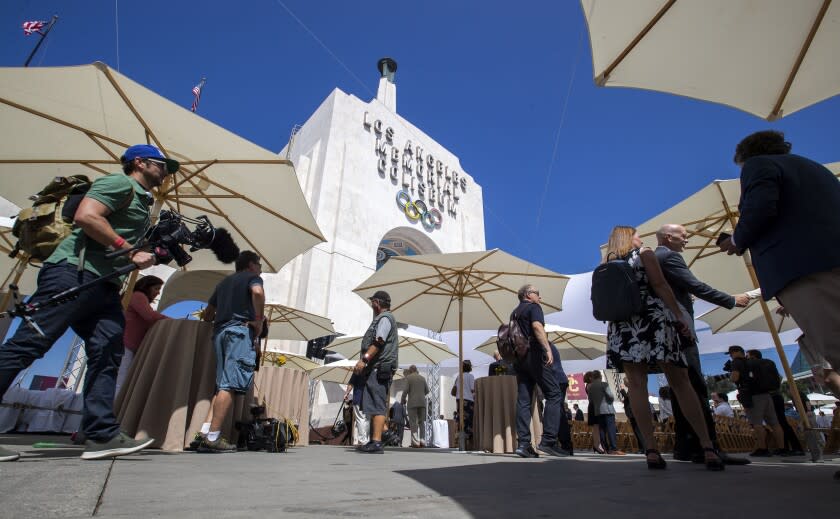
left=776, top=305, right=790, bottom=318
left=130, top=250, right=156, bottom=269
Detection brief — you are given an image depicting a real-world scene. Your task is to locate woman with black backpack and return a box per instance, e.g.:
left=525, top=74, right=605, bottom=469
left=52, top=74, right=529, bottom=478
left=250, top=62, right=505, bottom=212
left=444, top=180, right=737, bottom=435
left=601, top=226, right=724, bottom=471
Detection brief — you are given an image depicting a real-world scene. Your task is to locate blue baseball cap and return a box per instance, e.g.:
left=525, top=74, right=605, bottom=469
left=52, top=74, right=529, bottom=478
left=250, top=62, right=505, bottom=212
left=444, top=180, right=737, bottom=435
left=120, top=144, right=179, bottom=174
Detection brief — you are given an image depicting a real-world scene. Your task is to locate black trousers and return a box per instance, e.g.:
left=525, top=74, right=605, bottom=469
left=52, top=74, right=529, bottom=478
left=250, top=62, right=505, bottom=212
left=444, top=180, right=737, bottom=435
left=772, top=392, right=803, bottom=452
left=671, top=348, right=717, bottom=456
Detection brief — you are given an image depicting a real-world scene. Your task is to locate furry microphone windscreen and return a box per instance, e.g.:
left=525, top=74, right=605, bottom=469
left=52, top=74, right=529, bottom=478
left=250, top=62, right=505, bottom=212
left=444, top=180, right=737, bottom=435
left=209, top=228, right=240, bottom=263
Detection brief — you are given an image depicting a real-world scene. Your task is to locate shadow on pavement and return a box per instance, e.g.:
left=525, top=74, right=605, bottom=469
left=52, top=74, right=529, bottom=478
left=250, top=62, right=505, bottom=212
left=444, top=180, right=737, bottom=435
left=396, top=457, right=840, bottom=518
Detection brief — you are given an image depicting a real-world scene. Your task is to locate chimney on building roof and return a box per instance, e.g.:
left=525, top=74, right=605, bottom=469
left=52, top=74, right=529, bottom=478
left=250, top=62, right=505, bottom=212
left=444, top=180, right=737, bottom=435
left=376, top=57, right=397, bottom=112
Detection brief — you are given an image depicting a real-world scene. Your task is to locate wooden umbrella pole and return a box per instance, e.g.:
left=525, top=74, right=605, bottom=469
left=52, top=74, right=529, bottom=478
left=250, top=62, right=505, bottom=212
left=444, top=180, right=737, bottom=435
left=716, top=184, right=811, bottom=428
left=741, top=254, right=811, bottom=429
left=458, top=295, right=465, bottom=451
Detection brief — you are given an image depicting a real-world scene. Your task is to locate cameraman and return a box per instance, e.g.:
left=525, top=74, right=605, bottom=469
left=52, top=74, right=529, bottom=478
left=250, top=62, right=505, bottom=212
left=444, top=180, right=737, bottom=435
left=0, top=144, right=177, bottom=462
left=200, top=250, right=265, bottom=453
left=727, top=345, right=784, bottom=456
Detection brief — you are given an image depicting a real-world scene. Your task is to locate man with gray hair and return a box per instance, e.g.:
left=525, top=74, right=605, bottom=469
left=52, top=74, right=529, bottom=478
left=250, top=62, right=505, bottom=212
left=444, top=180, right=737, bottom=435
left=655, top=224, right=750, bottom=465
left=511, top=284, right=570, bottom=457
left=401, top=365, right=429, bottom=447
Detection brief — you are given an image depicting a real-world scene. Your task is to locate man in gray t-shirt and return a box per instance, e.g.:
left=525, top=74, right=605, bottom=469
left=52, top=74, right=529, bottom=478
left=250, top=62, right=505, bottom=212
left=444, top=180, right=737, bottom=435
left=354, top=290, right=398, bottom=454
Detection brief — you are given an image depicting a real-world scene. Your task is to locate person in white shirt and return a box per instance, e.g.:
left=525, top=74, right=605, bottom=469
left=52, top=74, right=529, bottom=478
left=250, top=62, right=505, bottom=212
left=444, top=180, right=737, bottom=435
left=451, top=360, right=476, bottom=447
left=711, top=392, right=735, bottom=418
left=815, top=411, right=832, bottom=429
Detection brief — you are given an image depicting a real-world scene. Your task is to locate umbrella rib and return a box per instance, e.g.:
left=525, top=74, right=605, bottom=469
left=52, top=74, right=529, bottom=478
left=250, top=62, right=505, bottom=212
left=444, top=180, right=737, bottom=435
left=594, top=0, right=677, bottom=85
left=0, top=98, right=130, bottom=150
left=99, top=65, right=167, bottom=156
left=174, top=172, right=325, bottom=244
left=173, top=171, right=279, bottom=271
left=768, top=0, right=831, bottom=120
left=685, top=218, right=727, bottom=269
left=161, top=198, right=224, bottom=217
left=162, top=161, right=217, bottom=196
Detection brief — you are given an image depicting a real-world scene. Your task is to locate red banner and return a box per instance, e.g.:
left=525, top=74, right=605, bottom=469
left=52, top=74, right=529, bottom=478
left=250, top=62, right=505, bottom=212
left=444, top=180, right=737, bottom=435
left=565, top=373, right=586, bottom=400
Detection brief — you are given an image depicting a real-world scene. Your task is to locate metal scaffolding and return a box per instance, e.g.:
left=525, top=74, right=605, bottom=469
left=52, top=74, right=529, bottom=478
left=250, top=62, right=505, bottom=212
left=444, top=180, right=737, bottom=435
left=56, top=336, right=86, bottom=393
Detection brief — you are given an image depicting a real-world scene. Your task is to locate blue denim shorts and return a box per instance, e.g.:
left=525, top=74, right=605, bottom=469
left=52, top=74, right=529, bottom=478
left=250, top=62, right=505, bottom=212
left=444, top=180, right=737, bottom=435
left=213, top=324, right=257, bottom=393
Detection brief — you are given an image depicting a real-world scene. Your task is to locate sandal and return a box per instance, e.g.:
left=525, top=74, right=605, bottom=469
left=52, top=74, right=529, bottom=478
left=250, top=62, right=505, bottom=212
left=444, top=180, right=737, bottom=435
left=704, top=448, right=725, bottom=472
left=646, top=449, right=667, bottom=470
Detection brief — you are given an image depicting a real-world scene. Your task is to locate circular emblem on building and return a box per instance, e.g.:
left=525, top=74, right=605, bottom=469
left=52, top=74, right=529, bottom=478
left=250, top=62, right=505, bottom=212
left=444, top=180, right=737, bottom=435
left=396, top=190, right=442, bottom=231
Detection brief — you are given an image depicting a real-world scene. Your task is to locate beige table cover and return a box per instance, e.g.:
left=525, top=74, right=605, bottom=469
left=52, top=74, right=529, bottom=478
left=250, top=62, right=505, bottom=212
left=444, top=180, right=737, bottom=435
left=474, top=375, right=542, bottom=453
left=116, top=319, right=309, bottom=451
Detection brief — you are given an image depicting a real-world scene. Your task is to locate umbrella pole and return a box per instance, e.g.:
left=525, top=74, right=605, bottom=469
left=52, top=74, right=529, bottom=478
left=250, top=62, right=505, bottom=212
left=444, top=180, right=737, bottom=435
left=717, top=186, right=810, bottom=428
left=741, top=253, right=811, bottom=429
left=458, top=295, right=465, bottom=451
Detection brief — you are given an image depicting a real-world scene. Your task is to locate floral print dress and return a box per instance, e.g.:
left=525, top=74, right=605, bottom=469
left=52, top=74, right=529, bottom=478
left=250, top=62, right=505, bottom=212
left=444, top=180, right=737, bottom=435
left=606, top=248, right=688, bottom=374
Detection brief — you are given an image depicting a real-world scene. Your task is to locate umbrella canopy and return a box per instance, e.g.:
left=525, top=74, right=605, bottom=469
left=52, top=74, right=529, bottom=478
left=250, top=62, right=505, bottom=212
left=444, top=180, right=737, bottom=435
left=353, top=249, right=570, bottom=332
left=263, top=304, right=335, bottom=342
left=327, top=329, right=455, bottom=365
left=353, top=248, right=569, bottom=449
left=697, top=298, right=798, bottom=334
left=474, top=324, right=605, bottom=361
left=581, top=0, right=840, bottom=120
left=261, top=351, right=321, bottom=371
left=807, top=393, right=837, bottom=403
left=308, top=359, right=404, bottom=385
left=0, top=63, right=325, bottom=274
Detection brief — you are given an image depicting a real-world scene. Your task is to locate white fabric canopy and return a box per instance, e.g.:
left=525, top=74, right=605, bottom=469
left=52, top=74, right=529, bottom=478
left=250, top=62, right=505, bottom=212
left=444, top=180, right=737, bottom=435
left=308, top=359, right=404, bottom=385
left=474, top=324, right=605, bottom=361
left=328, top=329, right=455, bottom=365
left=0, top=63, right=324, bottom=274
left=581, top=0, right=840, bottom=120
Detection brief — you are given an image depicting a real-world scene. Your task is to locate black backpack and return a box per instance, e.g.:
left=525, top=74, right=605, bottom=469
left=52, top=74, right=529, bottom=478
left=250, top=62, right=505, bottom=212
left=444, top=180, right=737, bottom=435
left=591, top=253, right=642, bottom=321
left=496, top=309, right=530, bottom=362
left=751, top=358, right=782, bottom=393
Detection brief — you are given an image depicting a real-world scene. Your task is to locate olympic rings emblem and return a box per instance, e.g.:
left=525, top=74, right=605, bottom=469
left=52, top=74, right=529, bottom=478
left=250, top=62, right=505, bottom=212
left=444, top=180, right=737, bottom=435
left=396, top=190, right=442, bottom=231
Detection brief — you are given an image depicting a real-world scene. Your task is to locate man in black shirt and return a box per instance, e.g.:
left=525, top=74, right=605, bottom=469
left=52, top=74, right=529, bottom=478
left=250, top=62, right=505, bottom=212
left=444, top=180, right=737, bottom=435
left=728, top=345, right=784, bottom=456
left=201, top=250, right=265, bottom=453
left=512, top=284, right=570, bottom=458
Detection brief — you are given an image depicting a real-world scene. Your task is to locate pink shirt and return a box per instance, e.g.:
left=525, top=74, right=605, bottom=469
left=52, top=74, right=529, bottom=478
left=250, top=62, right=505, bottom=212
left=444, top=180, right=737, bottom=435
left=123, top=291, right=168, bottom=352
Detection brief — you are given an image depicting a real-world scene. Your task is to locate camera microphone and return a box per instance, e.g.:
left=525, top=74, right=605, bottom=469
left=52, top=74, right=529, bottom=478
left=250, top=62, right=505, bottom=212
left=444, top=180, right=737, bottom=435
left=208, top=227, right=240, bottom=264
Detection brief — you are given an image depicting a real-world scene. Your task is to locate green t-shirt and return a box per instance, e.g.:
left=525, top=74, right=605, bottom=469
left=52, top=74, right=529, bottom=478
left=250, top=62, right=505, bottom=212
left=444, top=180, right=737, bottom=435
left=46, top=173, right=152, bottom=282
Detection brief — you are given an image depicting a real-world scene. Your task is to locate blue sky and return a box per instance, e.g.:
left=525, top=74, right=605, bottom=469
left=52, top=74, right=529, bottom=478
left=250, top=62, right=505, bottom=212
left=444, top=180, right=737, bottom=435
left=2, top=1, right=838, bottom=390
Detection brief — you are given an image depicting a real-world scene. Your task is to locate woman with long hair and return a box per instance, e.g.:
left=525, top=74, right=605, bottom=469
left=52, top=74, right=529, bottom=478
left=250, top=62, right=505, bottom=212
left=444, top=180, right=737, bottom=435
left=116, top=275, right=168, bottom=396
left=603, top=226, right=723, bottom=471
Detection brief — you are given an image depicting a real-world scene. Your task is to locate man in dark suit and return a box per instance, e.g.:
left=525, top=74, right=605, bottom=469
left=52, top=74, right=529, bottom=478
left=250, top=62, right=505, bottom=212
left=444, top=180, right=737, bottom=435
left=720, top=130, right=840, bottom=377
left=655, top=224, right=750, bottom=464
left=719, top=130, right=840, bottom=478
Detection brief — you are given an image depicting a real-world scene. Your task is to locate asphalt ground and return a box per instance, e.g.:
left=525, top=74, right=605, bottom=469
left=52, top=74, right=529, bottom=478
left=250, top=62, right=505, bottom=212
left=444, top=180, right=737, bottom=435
left=0, top=433, right=838, bottom=518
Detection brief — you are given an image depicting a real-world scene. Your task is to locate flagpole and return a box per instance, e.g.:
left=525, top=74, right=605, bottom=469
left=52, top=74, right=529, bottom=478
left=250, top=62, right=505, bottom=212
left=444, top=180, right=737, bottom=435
left=24, top=15, right=58, bottom=67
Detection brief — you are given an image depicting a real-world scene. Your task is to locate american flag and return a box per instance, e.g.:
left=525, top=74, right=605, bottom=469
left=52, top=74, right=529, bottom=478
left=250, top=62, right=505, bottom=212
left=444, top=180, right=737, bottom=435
left=22, top=20, right=46, bottom=36
left=190, top=78, right=206, bottom=113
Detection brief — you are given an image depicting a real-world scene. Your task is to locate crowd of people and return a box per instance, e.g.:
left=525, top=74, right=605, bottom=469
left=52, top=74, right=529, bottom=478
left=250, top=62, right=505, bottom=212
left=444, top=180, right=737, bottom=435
left=0, top=129, right=838, bottom=480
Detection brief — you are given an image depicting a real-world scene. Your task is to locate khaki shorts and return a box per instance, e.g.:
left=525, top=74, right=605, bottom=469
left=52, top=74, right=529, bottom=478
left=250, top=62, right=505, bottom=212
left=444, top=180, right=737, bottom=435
left=777, top=267, right=840, bottom=370
left=746, top=393, right=778, bottom=426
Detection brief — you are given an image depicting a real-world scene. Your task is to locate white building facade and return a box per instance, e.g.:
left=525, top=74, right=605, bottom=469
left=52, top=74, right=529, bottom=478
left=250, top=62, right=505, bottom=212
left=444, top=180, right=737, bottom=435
left=265, top=59, right=486, bottom=342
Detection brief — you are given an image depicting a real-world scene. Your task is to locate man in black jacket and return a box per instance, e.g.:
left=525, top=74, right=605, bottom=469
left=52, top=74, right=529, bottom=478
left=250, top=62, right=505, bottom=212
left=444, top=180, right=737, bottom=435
left=655, top=224, right=750, bottom=464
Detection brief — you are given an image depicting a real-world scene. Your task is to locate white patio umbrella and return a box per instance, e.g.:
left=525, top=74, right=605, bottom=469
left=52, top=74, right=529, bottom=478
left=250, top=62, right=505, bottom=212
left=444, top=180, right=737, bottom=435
left=0, top=63, right=325, bottom=308
left=807, top=393, right=837, bottom=404
left=308, top=359, right=404, bottom=385
left=353, top=248, right=570, bottom=449
left=581, top=0, right=840, bottom=120
left=327, top=329, right=455, bottom=365
left=474, top=324, right=605, bottom=361
left=261, top=351, right=321, bottom=372
left=697, top=298, right=797, bottom=334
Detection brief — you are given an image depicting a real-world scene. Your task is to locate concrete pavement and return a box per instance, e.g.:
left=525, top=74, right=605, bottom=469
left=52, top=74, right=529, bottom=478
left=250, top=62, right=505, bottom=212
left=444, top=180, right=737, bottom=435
left=0, top=434, right=838, bottom=518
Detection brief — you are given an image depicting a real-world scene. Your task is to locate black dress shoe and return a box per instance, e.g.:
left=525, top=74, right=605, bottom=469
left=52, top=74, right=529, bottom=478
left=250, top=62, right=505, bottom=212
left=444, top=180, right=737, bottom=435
left=719, top=452, right=751, bottom=465
left=515, top=444, right=539, bottom=458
